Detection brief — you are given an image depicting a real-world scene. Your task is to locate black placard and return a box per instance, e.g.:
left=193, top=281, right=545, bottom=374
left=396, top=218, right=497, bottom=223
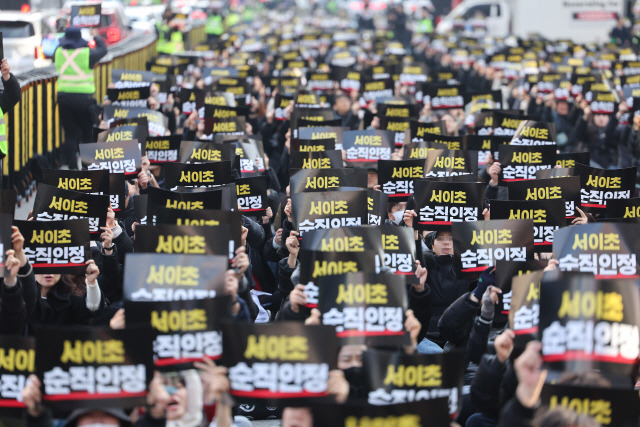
left=125, top=296, right=232, bottom=370
left=290, top=138, right=335, bottom=153
left=573, top=164, right=637, bottom=212
left=79, top=140, right=141, bottom=176
left=413, top=180, right=485, bottom=231
left=179, top=140, right=235, bottom=164
left=363, top=350, right=464, bottom=418
left=123, top=253, right=228, bottom=301
left=421, top=84, right=465, bottom=109
left=424, top=149, right=478, bottom=178
left=32, top=183, right=108, bottom=239
left=0, top=335, right=34, bottom=416
left=452, top=219, right=534, bottom=275
left=539, top=273, right=640, bottom=377
left=14, top=219, right=89, bottom=274
left=540, top=383, right=640, bottom=427
left=36, top=326, right=153, bottom=412
left=507, top=177, right=582, bottom=219
left=235, top=176, right=268, bottom=215
left=499, top=145, right=557, bottom=181
left=146, top=187, right=229, bottom=225
left=378, top=159, right=425, bottom=200
left=556, top=151, right=590, bottom=169
left=380, top=224, right=417, bottom=278
left=164, top=161, right=232, bottom=190
left=289, top=150, right=343, bottom=170
left=553, top=222, right=640, bottom=279
left=70, top=3, right=101, bottom=27
left=134, top=224, right=231, bottom=257
left=106, top=87, right=150, bottom=108
left=490, top=199, right=565, bottom=251
left=220, top=323, right=338, bottom=402
left=109, top=173, right=125, bottom=217
left=297, top=126, right=344, bottom=149
left=342, top=130, right=394, bottom=166
left=312, top=400, right=450, bottom=427
left=605, top=198, right=640, bottom=222
left=42, top=169, right=109, bottom=196
left=291, top=190, right=369, bottom=237
left=510, top=120, right=557, bottom=145
left=509, top=270, right=545, bottom=350
left=316, top=272, right=407, bottom=347
left=408, top=120, right=445, bottom=143
left=289, top=168, right=367, bottom=193
left=401, top=141, right=448, bottom=160
left=146, top=135, right=181, bottom=164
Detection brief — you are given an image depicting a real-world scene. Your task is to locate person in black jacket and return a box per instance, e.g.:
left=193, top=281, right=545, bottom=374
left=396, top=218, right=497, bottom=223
left=0, top=57, right=21, bottom=185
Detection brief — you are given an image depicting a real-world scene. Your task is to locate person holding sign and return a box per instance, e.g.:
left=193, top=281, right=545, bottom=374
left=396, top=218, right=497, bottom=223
left=0, top=56, right=21, bottom=184
left=55, top=27, right=107, bottom=170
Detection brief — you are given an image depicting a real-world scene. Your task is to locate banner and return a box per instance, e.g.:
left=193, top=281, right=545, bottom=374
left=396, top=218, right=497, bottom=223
left=164, top=162, right=232, bottom=190
left=421, top=84, right=465, bottom=109
left=490, top=199, right=565, bottom=251
left=495, top=260, right=547, bottom=317
left=292, top=190, right=369, bottom=237
left=123, top=253, right=228, bottom=301
left=0, top=335, right=34, bottom=416
left=311, top=400, right=450, bottom=427
left=79, top=140, right=141, bottom=176
left=289, top=168, right=367, bottom=193
left=14, top=219, right=89, bottom=274
left=452, top=220, right=534, bottom=274
left=32, top=183, right=108, bottom=239
left=378, top=159, right=425, bottom=200
left=220, top=323, right=338, bottom=402
left=146, top=135, right=181, bottom=163
left=235, top=176, right=268, bottom=215
left=155, top=208, right=241, bottom=251
left=507, top=177, right=582, bottom=219
left=573, top=164, right=637, bottom=212
left=36, top=326, right=153, bottom=411
left=424, top=149, right=478, bottom=178
left=125, top=297, right=232, bottom=370
left=540, top=383, right=640, bottom=427
left=498, top=145, right=556, bottom=181
left=363, top=350, right=464, bottom=418
left=553, top=223, right=640, bottom=278
left=316, top=272, right=407, bottom=347
left=539, top=273, right=640, bottom=377
left=342, top=130, right=394, bottom=166
left=134, top=224, right=232, bottom=257
left=368, top=189, right=389, bottom=226
left=413, top=180, right=485, bottom=231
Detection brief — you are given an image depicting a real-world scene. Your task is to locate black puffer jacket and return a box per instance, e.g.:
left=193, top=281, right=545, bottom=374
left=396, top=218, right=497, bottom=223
left=421, top=251, right=470, bottom=345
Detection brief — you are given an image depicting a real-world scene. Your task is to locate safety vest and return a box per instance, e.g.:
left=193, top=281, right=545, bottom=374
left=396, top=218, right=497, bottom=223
left=417, top=18, right=433, bottom=34
left=0, top=106, right=6, bottom=158
left=157, top=26, right=184, bottom=54
left=206, top=15, right=223, bottom=35
left=55, top=47, right=95, bottom=94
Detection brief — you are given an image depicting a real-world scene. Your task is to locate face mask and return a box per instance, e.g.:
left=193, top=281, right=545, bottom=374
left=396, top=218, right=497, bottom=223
left=343, top=367, right=366, bottom=399
left=392, top=210, right=404, bottom=225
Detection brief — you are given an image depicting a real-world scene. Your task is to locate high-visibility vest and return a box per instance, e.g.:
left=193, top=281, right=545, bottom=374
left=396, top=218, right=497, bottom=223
left=206, top=15, right=223, bottom=35
left=157, top=26, right=184, bottom=54
left=55, top=47, right=95, bottom=94
left=0, top=106, right=6, bottom=158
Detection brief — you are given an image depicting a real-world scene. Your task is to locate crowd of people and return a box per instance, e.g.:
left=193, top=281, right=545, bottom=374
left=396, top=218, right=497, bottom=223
left=1, top=1, right=640, bottom=427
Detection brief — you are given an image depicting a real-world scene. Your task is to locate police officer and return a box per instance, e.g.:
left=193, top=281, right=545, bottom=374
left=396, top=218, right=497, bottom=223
left=0, top=58, right=21, bottom=187
left=55, top=27, right=107, bottom=169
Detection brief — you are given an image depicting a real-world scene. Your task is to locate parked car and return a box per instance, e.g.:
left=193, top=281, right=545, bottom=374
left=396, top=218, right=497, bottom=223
left=0, top=9, right=57, bottom=74
left=58, top=0, right=132, bottom=45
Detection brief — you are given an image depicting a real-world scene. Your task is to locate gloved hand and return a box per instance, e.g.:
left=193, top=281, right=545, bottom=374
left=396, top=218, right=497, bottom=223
left=480, top=286, right=496, bottom=321
left=472, top=266, right=496, bottom=301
